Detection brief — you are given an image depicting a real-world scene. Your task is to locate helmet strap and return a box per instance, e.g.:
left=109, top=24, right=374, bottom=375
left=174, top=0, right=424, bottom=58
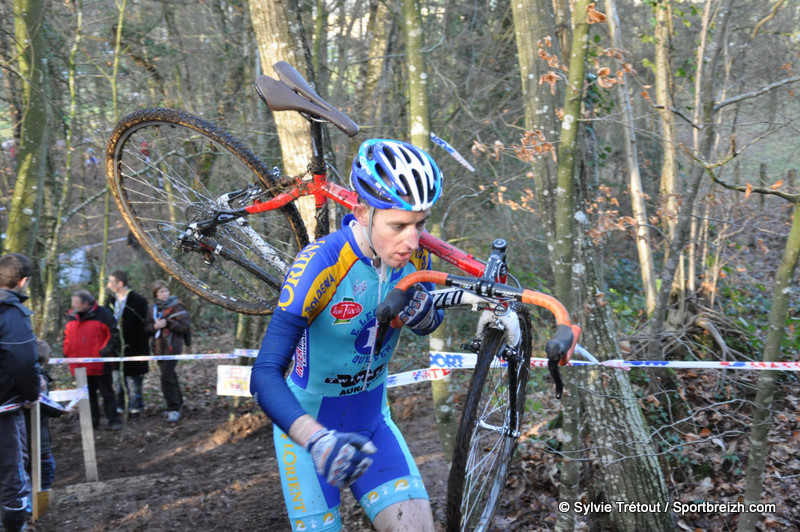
left=362, top=206, right=380, bottom=267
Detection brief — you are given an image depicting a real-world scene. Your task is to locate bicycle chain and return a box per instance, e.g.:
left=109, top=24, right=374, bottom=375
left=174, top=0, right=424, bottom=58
left=209, top=255, right=270, bottom=304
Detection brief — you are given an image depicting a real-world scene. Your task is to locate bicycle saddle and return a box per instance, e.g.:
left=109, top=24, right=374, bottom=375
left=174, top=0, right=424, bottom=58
left=254, top=62, right=359, bottom=137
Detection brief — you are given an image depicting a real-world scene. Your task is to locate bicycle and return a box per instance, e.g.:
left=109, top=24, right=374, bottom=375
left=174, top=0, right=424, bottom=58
left=106, top=61, right=581, bottom=531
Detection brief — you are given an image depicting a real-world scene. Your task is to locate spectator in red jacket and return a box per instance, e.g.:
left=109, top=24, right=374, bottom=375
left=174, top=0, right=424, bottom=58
left=63, top=290, right=121, bottom=430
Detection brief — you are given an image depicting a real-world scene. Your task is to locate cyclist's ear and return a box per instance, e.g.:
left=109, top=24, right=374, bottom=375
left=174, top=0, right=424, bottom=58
left=352, top=202, right=369, bottom=226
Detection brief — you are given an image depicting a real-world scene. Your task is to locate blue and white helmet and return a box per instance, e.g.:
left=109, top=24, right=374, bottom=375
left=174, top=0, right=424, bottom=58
left=350, top=139, right=443, bottom=211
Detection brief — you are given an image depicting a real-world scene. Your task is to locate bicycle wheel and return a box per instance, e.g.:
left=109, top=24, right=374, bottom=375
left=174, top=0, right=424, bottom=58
left=107, top=108, right=308, bottom=315
left=446, top=304, right=532, bottom=531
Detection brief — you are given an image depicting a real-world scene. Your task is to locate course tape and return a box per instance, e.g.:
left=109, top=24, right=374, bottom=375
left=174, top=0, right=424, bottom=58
left=50, top=348, right=800, bottom=401
left=431, top=133, right=476, bottom=172
left=0, top=386, right=87, bottom=415
left=49, top=353, right=246, bottom=364
left=216, top=364, right=453, bottom=396
left=428, top=352, right=800, bottom=371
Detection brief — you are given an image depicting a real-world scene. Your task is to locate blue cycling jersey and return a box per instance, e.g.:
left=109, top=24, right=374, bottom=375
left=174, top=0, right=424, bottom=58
left=250, top=214, right=433, bottom=531
left=251, top=213, right=432, bottom=431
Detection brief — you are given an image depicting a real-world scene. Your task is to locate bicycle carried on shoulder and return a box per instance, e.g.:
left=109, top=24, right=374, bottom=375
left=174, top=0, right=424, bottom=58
left=106, top=61, right=581, bottom=531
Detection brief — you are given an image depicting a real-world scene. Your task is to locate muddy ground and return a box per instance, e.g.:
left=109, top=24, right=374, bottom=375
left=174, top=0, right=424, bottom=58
left=27, top=357, right=799, bottom=531
left=28, top=359, right=548, bottom=532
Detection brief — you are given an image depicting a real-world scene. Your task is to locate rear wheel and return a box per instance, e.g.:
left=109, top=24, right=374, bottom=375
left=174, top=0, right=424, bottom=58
left=106, top=108, right=308, bottom=314
left=446, top=305, right=532, bottom=531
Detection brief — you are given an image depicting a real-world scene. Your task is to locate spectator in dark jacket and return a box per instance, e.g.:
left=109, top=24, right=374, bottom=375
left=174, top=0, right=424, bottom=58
left=145, top=281, right=191, bottom=423
left=63, top=290, right=121, bottom=430
left=107, top=271, right=150, bottom=415
left=0, top=253, right=40, bottom=532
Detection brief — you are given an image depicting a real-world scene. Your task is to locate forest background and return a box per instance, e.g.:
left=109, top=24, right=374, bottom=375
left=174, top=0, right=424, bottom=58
left=3, top=0, right=800, bottom=530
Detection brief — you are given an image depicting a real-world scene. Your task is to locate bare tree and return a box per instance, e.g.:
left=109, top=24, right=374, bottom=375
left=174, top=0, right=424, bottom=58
left=6, top=0, right=50, bottom=257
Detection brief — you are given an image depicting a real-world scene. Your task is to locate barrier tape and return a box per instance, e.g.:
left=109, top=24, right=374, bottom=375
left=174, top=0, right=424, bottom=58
left=428, top=352, right=800, bottom=372
left=0, top=387, right=87, bottom=415
left=49, top=353, right=247, bottom=364
left=216, top=364, right=453, bottom=397
left=431, top=133, right=476, bottom=172
left=51, top=347, right=800, bottom=402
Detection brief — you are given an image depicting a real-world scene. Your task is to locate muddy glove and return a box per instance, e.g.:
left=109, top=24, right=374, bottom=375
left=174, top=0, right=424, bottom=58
left=306, top=429, right=377, bottom=488
left=398, top=283, right=442, bottom=335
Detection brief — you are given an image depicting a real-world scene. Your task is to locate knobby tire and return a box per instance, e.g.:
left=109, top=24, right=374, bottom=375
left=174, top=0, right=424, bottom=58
left=446, top=305, right=532, bottom=531
left=106, top=108, right=308, bottom=315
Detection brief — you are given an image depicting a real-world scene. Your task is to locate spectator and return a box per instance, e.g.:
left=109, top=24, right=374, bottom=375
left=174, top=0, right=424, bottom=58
left=145, top=281, right=190, bottom=423
left=106, top=271, right=150, bottom=416
left=63, top=290, right=122, bottom=431
left=0, top=253, right=40, bottom=532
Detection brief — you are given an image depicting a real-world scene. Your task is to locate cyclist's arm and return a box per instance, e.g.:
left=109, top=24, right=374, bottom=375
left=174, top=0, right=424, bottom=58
left=250, top=309, right=320, bottom=443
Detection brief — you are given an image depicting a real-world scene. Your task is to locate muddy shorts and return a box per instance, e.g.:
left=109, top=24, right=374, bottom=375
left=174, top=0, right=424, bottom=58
left=273, top=383, right=428, bottom=532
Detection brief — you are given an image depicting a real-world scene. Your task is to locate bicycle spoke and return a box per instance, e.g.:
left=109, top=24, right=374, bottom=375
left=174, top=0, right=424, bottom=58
left=447, top=306, right=531, bottom=532
left=108, top=109, right=305, bottom=314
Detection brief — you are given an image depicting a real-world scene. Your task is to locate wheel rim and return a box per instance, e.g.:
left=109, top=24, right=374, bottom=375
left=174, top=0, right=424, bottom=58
left=461, top=361, right=519, bottom=528
left=110, top=116, right=299, bottom=313
left=452, top=307, right=531, bottom=532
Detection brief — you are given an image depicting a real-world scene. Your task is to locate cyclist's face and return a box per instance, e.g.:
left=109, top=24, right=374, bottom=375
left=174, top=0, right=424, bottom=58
left=355, top=205, right=430, bottom=269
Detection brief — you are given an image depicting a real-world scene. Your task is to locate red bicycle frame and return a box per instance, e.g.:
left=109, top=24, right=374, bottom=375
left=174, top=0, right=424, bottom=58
left=244, top=171, right=489, bottom=279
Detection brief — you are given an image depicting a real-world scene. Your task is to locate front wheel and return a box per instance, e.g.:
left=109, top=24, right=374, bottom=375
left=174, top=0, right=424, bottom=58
left=106, top=108, right=308, bottom=314
left=446, top=304, right=532, bottom=531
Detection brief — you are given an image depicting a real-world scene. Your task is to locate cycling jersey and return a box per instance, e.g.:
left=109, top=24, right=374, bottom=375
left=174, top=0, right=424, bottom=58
left=250, top=214, right=433, bottom=531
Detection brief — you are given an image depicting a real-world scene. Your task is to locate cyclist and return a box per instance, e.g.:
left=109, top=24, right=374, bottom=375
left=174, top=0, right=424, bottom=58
left=251, top=139, right=444, bottom=532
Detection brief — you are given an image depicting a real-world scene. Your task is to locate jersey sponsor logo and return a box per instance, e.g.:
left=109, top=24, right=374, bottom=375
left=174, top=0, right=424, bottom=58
left=303, top=273, right=335, bottom=316
left=279, top=242, right=322, bottom=310
left=325, top=363, right=386, bottom=391
left=353, top=279, right=367, bottom=298
left=353, top=318, right=395, bottom=356
left=331, top=298, right=363, bottom=324
left=281, top=434, right=307, bottom=513
left=294, top=331, right=308, bottom=378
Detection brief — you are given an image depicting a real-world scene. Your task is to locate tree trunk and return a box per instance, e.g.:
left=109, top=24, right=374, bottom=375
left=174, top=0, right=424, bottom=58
left=402, top=0, right=458, bottom=460
left=552, top=0, right=594, bottom=313
left=249, top=0, right=314, bottom=241
left=605, top=0, right=657, bottom=316
left=40, top=2, right=83, bottom=338
left=655, top=0, right=677, bottom=242
left=573, top=227, right=675, bottom=530
left=646, top=0, right=734, bottom=364
left=6, top=0, right=50, bottom=256
left=557, top=2, right=675, bottom=529
left=738, top=203, right=800, bottom=532
left=511, top=0, right=576, bottom=527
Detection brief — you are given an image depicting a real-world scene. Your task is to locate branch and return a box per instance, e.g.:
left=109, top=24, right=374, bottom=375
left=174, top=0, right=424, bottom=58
left=651, top=104, right=701, bottom=129
left=714, top=75, right=800, bottom=112
left=751, top=0, right=785, bottom=39
left=706, top=167, right=800, bottom=203
left=678, top=143, right=800, bottom=202
left=63, top=187, right=108, bottom=221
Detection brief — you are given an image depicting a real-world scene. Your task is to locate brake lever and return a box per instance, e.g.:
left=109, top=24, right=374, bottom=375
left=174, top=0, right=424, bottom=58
left=545, top=324, right=577, bottom=399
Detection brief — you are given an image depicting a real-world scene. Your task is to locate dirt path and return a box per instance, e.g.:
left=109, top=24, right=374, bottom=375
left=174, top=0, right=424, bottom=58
left=29, top=363, right=454, bottom=531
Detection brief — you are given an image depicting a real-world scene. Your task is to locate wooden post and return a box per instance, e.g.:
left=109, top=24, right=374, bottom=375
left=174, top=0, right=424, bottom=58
left=74, top=368, right=99, bottom=482
left=30, top=402, right=49, bottom=521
